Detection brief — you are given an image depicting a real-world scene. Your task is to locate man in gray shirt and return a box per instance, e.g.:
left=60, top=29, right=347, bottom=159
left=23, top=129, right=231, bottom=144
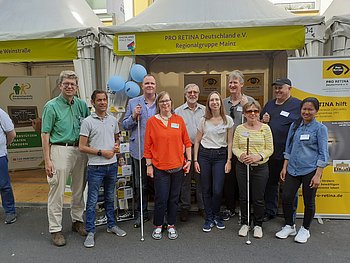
left=175, top=84, right=206, bottom=221
left=79, top=90, right=126, bottom=248
left=222, top=70, right=256, bottom=221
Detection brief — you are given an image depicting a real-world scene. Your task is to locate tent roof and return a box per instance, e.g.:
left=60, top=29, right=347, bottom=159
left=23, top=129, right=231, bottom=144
left=323, top=0, right=350, bottom=26
left=100, top=0, right=323, bottom=34
left=0, top=0, right=103, bottom=41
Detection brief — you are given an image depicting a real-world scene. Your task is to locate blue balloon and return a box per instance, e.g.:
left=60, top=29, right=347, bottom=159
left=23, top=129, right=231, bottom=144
left=125, top=81, right=140, bottom=98
left=107, top=76, right=125, bottom=92
left=130, top=64, right=147, bottom=83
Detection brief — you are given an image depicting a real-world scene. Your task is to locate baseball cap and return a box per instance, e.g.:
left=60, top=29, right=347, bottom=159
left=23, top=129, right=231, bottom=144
left=272, top=78, right=292, bottom=86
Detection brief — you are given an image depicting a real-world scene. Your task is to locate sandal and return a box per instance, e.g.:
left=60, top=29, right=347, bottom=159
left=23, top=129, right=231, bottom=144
left=167, top=225, right=178, bottom=240
left=152, top=226, right=162, bottom=240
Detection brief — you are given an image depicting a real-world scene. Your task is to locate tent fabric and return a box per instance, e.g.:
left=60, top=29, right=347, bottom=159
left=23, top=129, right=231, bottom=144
left=100, top=0, right=323, bottom=34
left=0, top=0, right=103, bottom=41
left=323, top=0, right=350, bottom=56
left=0, top=0, right=104, bottom=105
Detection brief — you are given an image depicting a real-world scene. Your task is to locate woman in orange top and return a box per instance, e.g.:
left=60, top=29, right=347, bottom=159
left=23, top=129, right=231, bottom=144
left=144, top=91, right=192, bottom=240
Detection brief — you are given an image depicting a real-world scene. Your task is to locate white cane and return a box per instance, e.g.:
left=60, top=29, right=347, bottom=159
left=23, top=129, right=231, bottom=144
left=246, top=137, right=251, bottom=245
left=137, top=115, right=145, bottom=241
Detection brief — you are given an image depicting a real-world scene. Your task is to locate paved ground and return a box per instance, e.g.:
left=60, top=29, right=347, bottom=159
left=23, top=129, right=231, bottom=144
left=0, top=207, right=349, bottom=263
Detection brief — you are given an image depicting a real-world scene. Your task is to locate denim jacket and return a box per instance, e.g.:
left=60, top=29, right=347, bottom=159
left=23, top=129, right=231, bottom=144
left=122, top=95, right=156, bottom=160
left=284, top=118, right=329, bottom=176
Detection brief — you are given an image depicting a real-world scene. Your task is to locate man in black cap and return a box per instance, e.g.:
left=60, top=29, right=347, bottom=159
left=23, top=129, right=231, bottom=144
left=261, top=78, right=301, bottom=221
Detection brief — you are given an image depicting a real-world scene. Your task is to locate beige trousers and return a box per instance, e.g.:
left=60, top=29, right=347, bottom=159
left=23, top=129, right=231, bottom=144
left=47, top=145, right=87, bottom=233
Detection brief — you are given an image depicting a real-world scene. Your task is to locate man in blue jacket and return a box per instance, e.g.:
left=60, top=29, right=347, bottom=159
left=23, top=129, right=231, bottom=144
left=122, top=74, right=157, bottom=227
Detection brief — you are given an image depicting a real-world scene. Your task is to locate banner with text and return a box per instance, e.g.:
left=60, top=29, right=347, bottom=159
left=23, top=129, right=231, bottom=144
left=288, top=57, right=350, bottom=218
left=0, top=76, right=49, bottom=170
left=114, top=26, right=305, bottom=55
left=0, top=38, right=77, bottom=62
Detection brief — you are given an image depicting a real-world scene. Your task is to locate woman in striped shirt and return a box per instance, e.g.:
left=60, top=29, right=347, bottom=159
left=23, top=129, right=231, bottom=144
left=233, top=101, right=273, bottom=239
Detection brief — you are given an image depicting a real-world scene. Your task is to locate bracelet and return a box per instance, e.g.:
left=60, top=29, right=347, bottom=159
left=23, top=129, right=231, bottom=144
left=146, top=163, right=152, bottom=167
left=194, top=160, right=198, bottom=162
left=186, top=160, right=192, bottom=163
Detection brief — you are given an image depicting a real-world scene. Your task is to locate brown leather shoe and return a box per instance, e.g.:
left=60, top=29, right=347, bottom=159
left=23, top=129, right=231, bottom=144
left=51, top=231, right=66, bottom=247
left=72, top=221, right=87, bottom=236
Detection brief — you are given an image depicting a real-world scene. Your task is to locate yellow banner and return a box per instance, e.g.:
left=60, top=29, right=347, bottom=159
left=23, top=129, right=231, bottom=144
left=114, top=26, right=305, bottom=55
left=0, top=38, right=77, bottom=62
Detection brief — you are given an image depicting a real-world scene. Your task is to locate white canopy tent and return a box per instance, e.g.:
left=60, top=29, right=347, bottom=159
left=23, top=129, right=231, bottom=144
left=99, top=0, right=324, bottom=107
left=323, top=0, right=350, bottom=56
left=0, top=0, right=103, bottom=104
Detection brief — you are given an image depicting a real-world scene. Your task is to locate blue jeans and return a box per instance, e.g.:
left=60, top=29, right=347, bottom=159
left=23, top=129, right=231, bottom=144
left=236, top=162, right=269, bottom=227
left=85, top=163, right=117, bottom=233
left=0, top=156, right=16, bottom=215
left=153, top=167, right=183, bottom=226
left=198, top=145, right=227, bottom=221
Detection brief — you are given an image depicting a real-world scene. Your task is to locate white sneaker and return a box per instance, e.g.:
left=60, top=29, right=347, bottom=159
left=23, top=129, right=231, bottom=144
left=276, top=224, right=297, bottom=239
left=253, top=226, right=263, bottom=238
left=238, top=224, right=249, bottom=237
left=294, top=226, right=310, bottom=243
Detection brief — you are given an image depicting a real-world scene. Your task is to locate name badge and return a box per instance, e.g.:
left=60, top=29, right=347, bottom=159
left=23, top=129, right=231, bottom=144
left=241, top=131, right=249, bottom=137
left=171, top=123, right=179, bottom=129
left=300, top=134, right=310, bottom=140
left=236, top=106, right=243, bottom=112
left=280, top=110, right=290, bottom=117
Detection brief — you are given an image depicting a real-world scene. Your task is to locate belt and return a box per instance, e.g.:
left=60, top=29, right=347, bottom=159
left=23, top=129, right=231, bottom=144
left=51, top=141, right=79, bottom=147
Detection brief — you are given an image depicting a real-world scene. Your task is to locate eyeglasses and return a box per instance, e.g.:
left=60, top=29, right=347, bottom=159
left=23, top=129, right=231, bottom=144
left=245, top=110, right=259, bottom=114
left=229, top=106, right=235, bottom=120
left=62, top=82, right=77, bottom=88
left=159, top=99, right=171, bottom=104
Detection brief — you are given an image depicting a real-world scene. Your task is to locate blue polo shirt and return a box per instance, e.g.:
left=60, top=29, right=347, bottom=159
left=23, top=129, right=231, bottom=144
left=284, top=118, right=329, bottom=176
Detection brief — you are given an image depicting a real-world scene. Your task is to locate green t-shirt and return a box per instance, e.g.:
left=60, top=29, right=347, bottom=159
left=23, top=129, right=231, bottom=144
left=41, top=95, right=90, bottom=144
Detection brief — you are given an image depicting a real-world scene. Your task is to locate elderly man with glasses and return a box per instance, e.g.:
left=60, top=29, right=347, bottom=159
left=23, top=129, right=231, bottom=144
left=222, top=70, right=255, bottom=221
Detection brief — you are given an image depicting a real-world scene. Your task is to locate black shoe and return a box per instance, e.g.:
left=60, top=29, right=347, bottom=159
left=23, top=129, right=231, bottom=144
left=180, top=209, right=189, bottom=222
left=263, top=214, right=275, bottom=222
left=133, top=216, right=150, bottom=228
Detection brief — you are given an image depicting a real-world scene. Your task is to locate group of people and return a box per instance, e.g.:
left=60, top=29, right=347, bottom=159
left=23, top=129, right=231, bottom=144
left=0, top=69, right=328, bottom=248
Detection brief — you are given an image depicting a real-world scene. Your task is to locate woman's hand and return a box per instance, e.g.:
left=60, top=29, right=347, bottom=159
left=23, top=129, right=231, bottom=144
left=310, top=173, right=321, bottom=189
left=280, top=168, right=287, bottom=182
left=183, top=161, right=191, bottom=174
left=225, top=160, right=231, bottom=173
left=146, top=166, right=154, bottom=178
left=194, top=161, right=200, bottom=173
left=240, top=154, right=260, bottom=164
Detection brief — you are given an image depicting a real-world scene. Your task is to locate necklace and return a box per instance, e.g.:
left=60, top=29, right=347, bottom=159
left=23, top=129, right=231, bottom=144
left=159, top=113, right=172, bottom=121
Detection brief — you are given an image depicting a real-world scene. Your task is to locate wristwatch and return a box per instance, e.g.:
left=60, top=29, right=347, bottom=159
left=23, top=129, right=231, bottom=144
left=97, top=149, right=102, bottom=156
left=146, top=163, right=152, bottom=167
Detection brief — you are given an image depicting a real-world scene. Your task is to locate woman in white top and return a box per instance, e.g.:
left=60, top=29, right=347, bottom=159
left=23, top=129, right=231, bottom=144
left=194, top=91, right=234, bottom=232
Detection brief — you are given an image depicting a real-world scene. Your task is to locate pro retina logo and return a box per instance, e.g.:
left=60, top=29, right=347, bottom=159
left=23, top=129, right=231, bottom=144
left=247, top=77, right=260, bottom=85
left=326, top=63, right=350, bottom=76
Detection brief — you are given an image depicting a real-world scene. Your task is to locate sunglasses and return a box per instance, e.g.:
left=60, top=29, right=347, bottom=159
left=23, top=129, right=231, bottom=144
left=245, top=110, right=259, bottom=114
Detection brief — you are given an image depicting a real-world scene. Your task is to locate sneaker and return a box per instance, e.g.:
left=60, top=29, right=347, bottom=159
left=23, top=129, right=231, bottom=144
left=84, top=232, right=95, bottom=248
left=167, top=225, right=178, bottom=240
left=276, top=224, right=297, bottom=239
left=180, top=209, right=189, bottom=222
left=95, top=215, right=107, bottom=226
left=4, top=214, right=17, bottom=224
left=133, top=216, right=150, bottom=228
left=238, top=224, right=249, bottom=237
left=253, top=226, right=263, bottom=238
left=72, top=221, right=87, bottom=236
left=107, top=226, right=127, bottom=237
left=152, top=226, right=163, bottom=240
left=294, top=226, right=310, bottom=243
left=51, top=231, right=66, bottom=247
left=214, top=218, right=226, bottom=230
left=202, top=220, right=215, bottom=232
left=221, top=210, right=235, bottom=221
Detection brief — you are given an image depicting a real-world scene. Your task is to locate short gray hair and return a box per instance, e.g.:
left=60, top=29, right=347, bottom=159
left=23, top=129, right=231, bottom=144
left=228, top=70, right=244, bottom=84
left=184, top=83, right=200, bottom=94
left=58, top=70, right=78, bottom=85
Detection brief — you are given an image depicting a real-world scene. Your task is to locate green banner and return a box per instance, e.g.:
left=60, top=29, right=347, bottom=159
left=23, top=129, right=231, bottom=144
left=0, top=38, right=77, bottom=62
left=8, top=131, right=42, bottom=149
left=114, top=25, right=305, bottom=56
